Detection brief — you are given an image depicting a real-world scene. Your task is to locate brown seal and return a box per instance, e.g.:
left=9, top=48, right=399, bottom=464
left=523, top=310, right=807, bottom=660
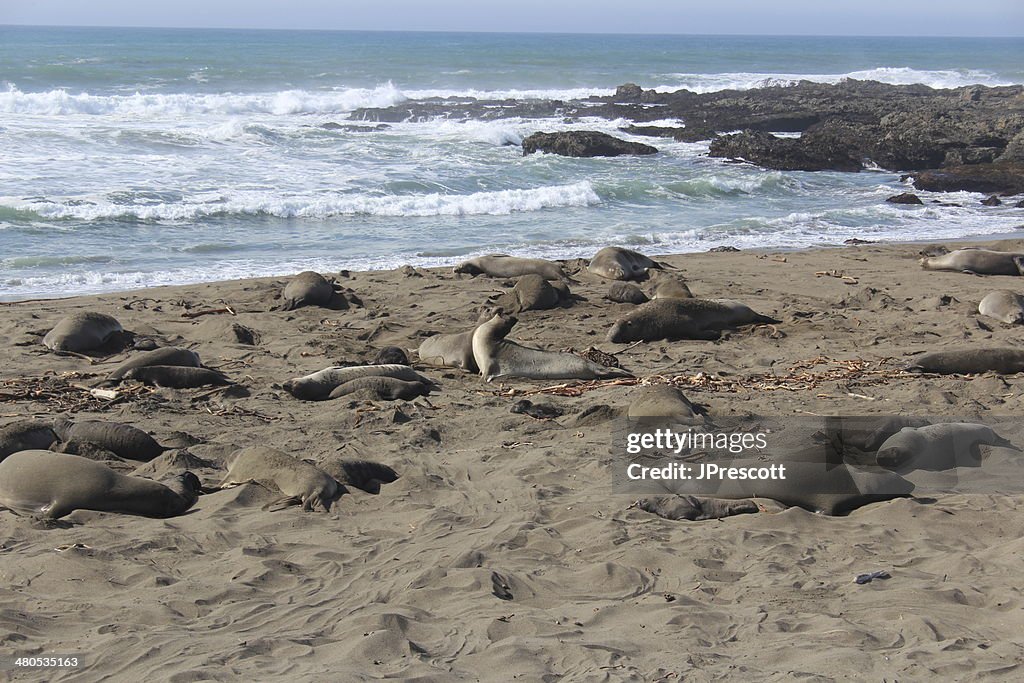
left=43, top=312, right=124, bottom=352
left=607, top=298, right=779, bottom=342
left=920, top=249, right=1024, bottom=275
left=453, top=255, right=567, bottom=281
left=218, top=446, right=339, bottom=512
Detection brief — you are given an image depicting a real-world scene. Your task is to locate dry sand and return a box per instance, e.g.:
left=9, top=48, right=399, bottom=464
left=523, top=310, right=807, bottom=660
left=3, top=238, right=1024, bottom=681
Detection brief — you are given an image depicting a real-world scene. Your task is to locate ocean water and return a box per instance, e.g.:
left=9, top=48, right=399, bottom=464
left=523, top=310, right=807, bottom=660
left=2, top=27, right=1023, bottom=300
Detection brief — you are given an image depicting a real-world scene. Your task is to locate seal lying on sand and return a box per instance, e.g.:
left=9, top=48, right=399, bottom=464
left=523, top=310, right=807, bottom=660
left=978, top=290, right=1024, bottom=324
left=647, top=273, right=693, bottom=300
left=0, top=421, right=59, bottom=463
left=453, top=255, right=567, bottom=281
left=920, top=249, right=1024, bottom=276
left=219, top=447, right=338, bottom=512
left=638, top=461, right=913, bottom=517
left=284, top=364, right=432, bottom=401
left=605, top=282, right=649, bottom=304
left=418, top=330, right=479, bottom=372
left=43, top=312, right=124, bottom=352
left=472, top=313, right=632, bottom=382
left=327, top=376, right=432, bottom=401
left=53, top=419, right=166, bottom=462
left=372, top=346, right=410, bottom=365
left=318, top=459, right=399, bottom=495
left=607, top=298, right=779, bottom=342
left=0, top=450, right=199, bottom=520
left=279, top=270, right=345, bottom=311
left=588, top=247, right=661, bottom=281
left=905, top=347, right=1024, bottom=375
left=875, top=422, right=1018, bottom=472
left=488, top=274, right=571, bottom=313
left=123, top=366, right=230, bottom=388
left=105, top=346, right=203, bottom=383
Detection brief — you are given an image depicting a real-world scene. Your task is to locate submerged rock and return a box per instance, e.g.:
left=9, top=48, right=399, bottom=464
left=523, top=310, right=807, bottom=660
left=522, top=131, right=657, bottom=157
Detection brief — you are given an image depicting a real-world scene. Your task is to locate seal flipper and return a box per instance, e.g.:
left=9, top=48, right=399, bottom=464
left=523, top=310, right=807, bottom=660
left=264, top=495, right=302, bottom=512
left=1014, top=255, right=1024, bottom=275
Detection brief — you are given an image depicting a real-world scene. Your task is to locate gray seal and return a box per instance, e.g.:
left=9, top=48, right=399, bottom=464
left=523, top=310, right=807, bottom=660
left=875, top=423, right=1018, bottom=472
left=327, top=377, right=432, bottom=401
left=488, top=274, right=570, bottom=313
left=626, top=385, right=701, bottom=420
left=648, top=273, right=693, bottom=300
left=53, top=419, right=166, bottom=462
left=371, top=346, right=410, bottom=365
left=418, top=330, right=479, bottom=373
left=906, top=347, right=1024, bottom=375
left=279, top=271, right=344, bottom=311
left=43, top=312, right=124, bottom=352
left=123, top=366, right=230, bottom=388
left=607, top=298, right=779, bottom=342
left=453, top=255, right=567, bottom=281
left=605, top=282, right=649, bottom=305
left=105, top=346, right=203, bottom=382
left=0, top=450, right=199, bottom=520
left=472, top=313, right=632, bottom=382
left=978, top=290, right=1024, bottom=324
left=284, top=364, right=431, bottom=401
left=0, top=421, right=59, bottom=463
left=920, top=249, right=1024, bottom=275
left=588, top=247, right=661, bottom=281
left=318, top=459, right=399, bottom=495
left=219, top=446, right=339, bottom=512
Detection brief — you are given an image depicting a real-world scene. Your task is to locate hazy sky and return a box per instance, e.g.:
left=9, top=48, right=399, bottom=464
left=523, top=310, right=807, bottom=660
left=2, top=0, right=1022, bottom=36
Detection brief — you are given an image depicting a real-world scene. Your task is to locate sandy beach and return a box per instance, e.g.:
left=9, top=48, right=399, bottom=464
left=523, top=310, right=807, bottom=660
left=3, top=237, right=1024, bottom=680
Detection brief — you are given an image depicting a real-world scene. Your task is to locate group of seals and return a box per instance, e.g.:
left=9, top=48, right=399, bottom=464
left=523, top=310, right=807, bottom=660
left=920, top=249, right=1024, bottom=276
left=283, top=364, right=432, bottom=401
left=0, top=450, right=199, bottom=520
left=607, top=298, right=779, bottom=343
left=43, top=312, right=125, bottom=353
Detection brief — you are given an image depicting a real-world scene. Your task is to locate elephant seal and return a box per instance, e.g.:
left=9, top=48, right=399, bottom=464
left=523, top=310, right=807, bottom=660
left=284, top=364, right=431, bottom=401
left=979, top=290, right=1024, bottom=324
left=635, top=495, right=759, bottom=521
left=0, top=450, right=199, bottom=520
left=905, top=347, right=1024, bottom=375
left=53, top=419, right=166, bottom=462
left=472, top=313, right=632, bottom=382
left=648, top=273, right=693, bottom=300
left=588, top=247, right=661, bottom=281
left=453, top=255, right=566, bottom=281
left=626, top=385, right=701, bottom=420
left=318, top=459, right=399, bottom=494
left=875, top=423, right=1018, bottom=472
left=105, top=346, right=203, bottom=382
left=651, top=460, right=913, bottom=516
left=327, top=377, right=432, bottom=401
left=43, top=312, right=124, bottom=352
left=219, top=447, right=338, bottom=512
left=371, top=346, right=409, bottom=365
left=0, top=421, right=59, bottom=463
left=920, top=249, right=1024, bottom=276
left=489, top=274, right=570, bottom=313
left=279, top=271, right=344, bottom=311
left=605, top=282, right=649, bottom=305
left=418, top=330, right=479, bottom=373
left=123, top=366, right=230, bottom=388
left=607, top=298, right=779, bottom=342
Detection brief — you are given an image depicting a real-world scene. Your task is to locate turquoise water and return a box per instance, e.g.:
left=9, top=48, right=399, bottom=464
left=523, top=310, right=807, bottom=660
left=2, top=27, right=1023, bottom=299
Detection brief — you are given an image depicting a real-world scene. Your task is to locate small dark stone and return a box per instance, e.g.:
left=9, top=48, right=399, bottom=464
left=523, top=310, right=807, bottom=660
left=886, top=192, right=924, bottom=205
left=709, top=245, right=741, bottom=253
left=981, top=195, right=1002, bottom=206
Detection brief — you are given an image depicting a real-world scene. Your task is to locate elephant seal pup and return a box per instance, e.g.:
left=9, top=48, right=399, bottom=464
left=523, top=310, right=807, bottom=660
left=371, top=346, right=409, bottom=365
left=453, top=255, right=566, bottom=281
left=123, top=366, right=230, bottom=388
left=219, top=446, right=338, bottom=512
left=605, top=282, right=649, bottom=305
left=284, top=364, right=432, bottom=401
left=43, top=312, right=124, bottom=352
left=279, top=271, right=344, bottom=311
left=489, top=274, right=569, bottom=313
left=105, top=346, right=203, bottom=382
left=0, top=421, right=59, bottom=463
left=418, top=330, right=479, bottom=373
left=626, top=385, right=701, bottom=420
left=979, top=290, right=1024, bottom=324
left=327, top=377, right=431, bottom=401
left=875, top=423, right=1018, bottom=472
left=648, top=273, right=693, bottom=300
left=920, top=249, right=1024, bottom=276
left=656, top=460, right=913, bottom=515
left=635, top=495, right=759, bottom=521
left=0, top=450, right=199, bottom=520
left=318, top=459, right=399, bottom=494
left=53, top=419, right=166, bottom=462
left=607, top=298, right=779, bottom=343
left=472, top=313, right=632, bottom=382
left=588, top=247, right=661, bottom=281
left=905, top=347, right=1024, bottom=375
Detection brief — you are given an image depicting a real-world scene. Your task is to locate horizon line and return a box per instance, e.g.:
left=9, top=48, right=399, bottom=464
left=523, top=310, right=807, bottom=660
left=2, top=23, right=1022, bottom=39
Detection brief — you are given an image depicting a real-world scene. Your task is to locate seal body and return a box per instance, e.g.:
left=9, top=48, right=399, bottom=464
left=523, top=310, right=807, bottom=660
left=472, top=313, right=632, bottom=382
left=0, top=450, right=199, bottom=519
left=588, top=247, right=660, bottom=281
left=284, top=364, right=431, bottom=401
left=906, top=347, right=1024, bottom=375
left=0, top=421, right=59, bottom=463
left=280, top=271, right=341, bottom=311
left=53, top=419, right=165, bottom=462
left=453, top=255, right=566, bottom=281
left=43, top=312, right=123, bottom=352
left=978, top=290, right=1024, bottom=324
left=106, top=346, right=203, bottom=382
left=875, top=423, right=1017, bottom=472
left=626, top=386, right=700, bottom=420
left=371, top=346, right=410, bottom=365
left=219, top=447, right=338, bottom=512
left=318, top=459, right=399, bottom=494
left=123, top=366, right=230, bottom=388
left=606, top=298, right=779, bottom=343
left=920, top=249, right=1024, bottom=275
left=327, top=377, right=431, bottom=401
left=490, top=274, right=569, bottom=312
left=648, top=273, right=693, bottom=300
left=605, top=282, right=649, bottom=304
left=418, top=331, right=479, bottom=373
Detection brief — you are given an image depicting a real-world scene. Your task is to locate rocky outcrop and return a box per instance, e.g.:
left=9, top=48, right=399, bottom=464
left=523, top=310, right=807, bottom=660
left=708, top=129, right=863, bottom=171
left=522, top=131, right=658, bottom=157
left=909, top=162, right=1024, bottom=195
left=887, top=193, right=924, bottom=205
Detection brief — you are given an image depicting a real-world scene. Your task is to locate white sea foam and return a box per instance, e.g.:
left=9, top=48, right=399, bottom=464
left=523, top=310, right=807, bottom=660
left=660, top=67, right=1016, bottom=94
